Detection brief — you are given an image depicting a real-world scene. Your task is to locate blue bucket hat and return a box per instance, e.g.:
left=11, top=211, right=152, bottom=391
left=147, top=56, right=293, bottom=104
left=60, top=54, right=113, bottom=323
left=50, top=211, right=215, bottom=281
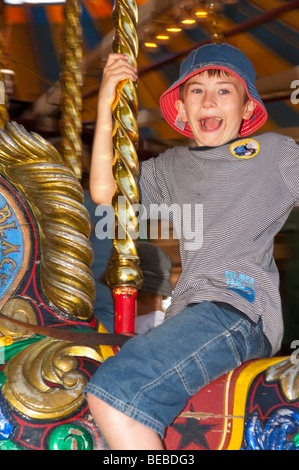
left=160, top=43, right=267, bottom=138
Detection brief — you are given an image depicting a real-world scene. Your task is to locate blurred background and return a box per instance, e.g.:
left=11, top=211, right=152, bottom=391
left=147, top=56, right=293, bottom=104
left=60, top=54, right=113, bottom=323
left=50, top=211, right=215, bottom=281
left=2, top=0, right=299, bottom=145
left=0, top=0, right=298, bottom=351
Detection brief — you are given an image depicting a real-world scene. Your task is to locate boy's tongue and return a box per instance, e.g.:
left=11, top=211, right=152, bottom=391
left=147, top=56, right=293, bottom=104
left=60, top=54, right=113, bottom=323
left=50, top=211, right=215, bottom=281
left=201, top=117, right=222, bottom=131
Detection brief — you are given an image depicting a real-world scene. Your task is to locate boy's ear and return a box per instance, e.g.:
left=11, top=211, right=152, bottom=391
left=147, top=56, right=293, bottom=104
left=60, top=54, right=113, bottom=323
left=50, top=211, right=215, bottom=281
left=243, top=100, right=256, bottom=120
left=175, top=100, right=188, bottom=123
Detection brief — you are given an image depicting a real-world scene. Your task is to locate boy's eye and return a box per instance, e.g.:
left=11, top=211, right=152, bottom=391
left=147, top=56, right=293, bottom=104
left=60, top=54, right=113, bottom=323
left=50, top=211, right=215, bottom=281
left=219, top=89, right=229, bottom=95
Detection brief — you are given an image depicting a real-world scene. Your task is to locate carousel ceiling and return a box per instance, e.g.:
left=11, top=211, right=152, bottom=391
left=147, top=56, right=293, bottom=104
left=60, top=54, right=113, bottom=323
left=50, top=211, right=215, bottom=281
left=1, top=0, right=299, bottom=149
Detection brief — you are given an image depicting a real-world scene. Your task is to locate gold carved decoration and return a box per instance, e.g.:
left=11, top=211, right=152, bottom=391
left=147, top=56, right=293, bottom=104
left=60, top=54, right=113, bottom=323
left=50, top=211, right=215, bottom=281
left=0, top=298, right=37, bottom=340
left=3, top=337, right=102, bottom=420
left=0, top=121, right=95, bottom=319
left=106, top=0, right=143, bottom=292
left=0, top=122, right=99, bottom=420
left=265, top=358, right=299, bottom=402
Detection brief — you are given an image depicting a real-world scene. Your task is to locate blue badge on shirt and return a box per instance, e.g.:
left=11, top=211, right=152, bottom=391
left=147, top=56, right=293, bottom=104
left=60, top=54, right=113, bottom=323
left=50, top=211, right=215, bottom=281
left=225, top=270, right=256, bottom=303
left=230, top=139, right=260, bottom=159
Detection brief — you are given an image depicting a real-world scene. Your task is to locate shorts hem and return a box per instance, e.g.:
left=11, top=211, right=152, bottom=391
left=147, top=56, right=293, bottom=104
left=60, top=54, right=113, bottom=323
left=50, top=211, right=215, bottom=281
left=84, top=383, right=166, bottom=439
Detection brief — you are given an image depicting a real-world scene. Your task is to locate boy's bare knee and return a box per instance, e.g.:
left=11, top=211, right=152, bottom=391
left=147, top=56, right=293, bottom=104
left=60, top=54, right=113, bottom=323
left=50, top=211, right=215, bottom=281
left=86, top=393, right=109, bottom=417
left=86, top=392, right=97, bottom=407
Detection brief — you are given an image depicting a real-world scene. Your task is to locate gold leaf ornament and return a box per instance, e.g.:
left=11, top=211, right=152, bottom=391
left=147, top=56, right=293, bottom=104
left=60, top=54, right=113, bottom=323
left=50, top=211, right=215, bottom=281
left=265, top=358, right=299, bottom=402
left=3, top=337, right=102, bottom=420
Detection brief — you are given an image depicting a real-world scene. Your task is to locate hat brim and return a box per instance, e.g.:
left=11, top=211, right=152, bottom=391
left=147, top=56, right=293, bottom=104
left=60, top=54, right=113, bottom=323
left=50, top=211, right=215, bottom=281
left=140, top=272, right=172, bottom=297
left=160, top=65, right=267, bottom=138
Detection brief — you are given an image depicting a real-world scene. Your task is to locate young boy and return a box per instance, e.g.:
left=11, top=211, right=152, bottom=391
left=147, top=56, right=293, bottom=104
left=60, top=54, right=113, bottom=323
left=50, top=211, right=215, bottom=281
left=85, top=43, right=299, bottom=449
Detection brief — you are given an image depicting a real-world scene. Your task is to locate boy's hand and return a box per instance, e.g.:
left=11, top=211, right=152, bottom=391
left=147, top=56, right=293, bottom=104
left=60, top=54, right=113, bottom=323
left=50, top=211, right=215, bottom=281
left=99, top=53, right=138, bottom=106
left=89, top=53, right=138, bottom=205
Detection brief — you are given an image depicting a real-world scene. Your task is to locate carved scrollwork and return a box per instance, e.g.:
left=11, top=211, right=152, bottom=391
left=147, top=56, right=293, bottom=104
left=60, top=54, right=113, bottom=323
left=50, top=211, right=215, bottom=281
left=0, top=121, right=95, bottom=319
left=3, top=337, right=103, bottom=420
left=0, top=121, right=99, bottom=427
left=0, top=298, right=37, bottom=340
left=265, top=358, right=299, bottom=402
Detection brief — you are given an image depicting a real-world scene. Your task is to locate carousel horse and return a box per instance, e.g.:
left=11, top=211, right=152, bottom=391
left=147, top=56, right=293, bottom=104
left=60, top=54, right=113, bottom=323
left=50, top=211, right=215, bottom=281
left=0, top=122, right=298, bottom=451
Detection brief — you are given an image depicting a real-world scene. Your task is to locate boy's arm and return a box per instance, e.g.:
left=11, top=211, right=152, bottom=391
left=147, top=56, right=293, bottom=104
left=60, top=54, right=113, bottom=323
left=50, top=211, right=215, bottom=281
left=89, top=53, right=138, bottom=205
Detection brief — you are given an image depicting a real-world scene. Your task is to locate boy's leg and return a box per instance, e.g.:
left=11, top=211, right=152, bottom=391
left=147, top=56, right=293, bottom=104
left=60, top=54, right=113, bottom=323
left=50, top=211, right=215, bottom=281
left=87, top=394, right=164, bottom=450
left=85, top=301, right=271, bottom=448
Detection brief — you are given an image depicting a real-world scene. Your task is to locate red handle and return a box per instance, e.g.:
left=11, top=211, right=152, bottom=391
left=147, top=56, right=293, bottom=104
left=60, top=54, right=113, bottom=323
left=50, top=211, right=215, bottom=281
left=113, top=286, right=137, bottom=334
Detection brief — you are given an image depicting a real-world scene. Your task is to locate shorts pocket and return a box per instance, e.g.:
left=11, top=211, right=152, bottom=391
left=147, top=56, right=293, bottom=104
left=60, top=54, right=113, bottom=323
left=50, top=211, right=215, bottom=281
left=175, top=331, right=243, bottom=397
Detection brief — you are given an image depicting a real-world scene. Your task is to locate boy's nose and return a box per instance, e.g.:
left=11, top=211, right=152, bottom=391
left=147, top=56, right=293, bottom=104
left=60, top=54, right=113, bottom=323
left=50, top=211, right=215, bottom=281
left=202, top=91, right=216, bottom=107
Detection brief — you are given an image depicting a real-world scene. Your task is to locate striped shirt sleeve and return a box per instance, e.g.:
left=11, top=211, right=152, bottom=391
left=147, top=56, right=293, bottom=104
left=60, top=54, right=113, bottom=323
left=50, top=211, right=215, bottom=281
left=138, top=152, right=171, bottom=211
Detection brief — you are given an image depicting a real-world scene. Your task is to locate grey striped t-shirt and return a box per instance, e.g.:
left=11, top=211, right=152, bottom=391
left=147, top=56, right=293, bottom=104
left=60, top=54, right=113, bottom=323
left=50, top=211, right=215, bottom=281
left=138, top=132, right=298, bottom=354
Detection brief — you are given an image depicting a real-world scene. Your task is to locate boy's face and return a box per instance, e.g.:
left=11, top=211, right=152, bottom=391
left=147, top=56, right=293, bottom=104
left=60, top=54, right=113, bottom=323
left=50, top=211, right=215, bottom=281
left=175, top=70, right=256, bottom=147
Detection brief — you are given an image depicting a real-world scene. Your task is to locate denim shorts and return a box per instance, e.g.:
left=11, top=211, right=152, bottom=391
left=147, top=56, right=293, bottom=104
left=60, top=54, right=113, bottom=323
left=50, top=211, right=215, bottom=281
left=84, top=301, right=271, bottom=438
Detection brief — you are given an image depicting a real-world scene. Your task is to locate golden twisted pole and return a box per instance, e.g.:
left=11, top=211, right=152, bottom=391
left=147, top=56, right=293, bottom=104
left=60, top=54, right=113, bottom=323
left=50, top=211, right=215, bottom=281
left=0, top=2, right=9, bottom=128
left=59, top=0, right=83, bottom=179
left=106, top=0, right=143, bottom=334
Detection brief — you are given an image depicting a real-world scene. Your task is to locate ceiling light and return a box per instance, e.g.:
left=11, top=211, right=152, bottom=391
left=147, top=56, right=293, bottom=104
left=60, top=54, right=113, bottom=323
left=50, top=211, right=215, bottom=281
left=166, top=27, right=182, bottom=33
left=181, top=18, right=196, bottom=25
left=144, top=42, right=158, bottom=49
left=156, top=35, right=170, bottom=41
left=195, top=10, right=208, bottom=19
left=180, top=17, right=197, bottom=29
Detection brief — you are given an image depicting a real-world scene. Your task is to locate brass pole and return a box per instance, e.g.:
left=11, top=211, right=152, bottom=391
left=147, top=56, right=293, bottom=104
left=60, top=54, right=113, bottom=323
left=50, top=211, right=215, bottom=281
left=59, top=0, right=83, bottom=179
left=106, top=0, right=143, bottom=334
left=0, top=1, right=9, bottom=128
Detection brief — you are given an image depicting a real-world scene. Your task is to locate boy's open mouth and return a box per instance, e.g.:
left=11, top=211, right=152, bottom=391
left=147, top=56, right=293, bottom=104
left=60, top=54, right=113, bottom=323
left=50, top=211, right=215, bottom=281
left=199, top=117, right=222, bottom=132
